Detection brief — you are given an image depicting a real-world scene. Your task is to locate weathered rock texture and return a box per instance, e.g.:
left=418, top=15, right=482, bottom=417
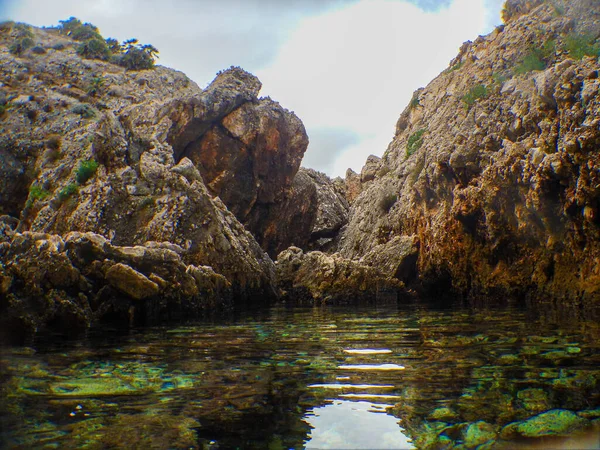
left=276, top=246, right=402, bottom=303
left=246, top=167, right=349, bottom=257
left=340, top=0, right=600, bottom=302
left=165, top=69, right=309, bottom=226
left=0, top=22, right=298, bottom=337
left=0, top=225, right=233, bottom=342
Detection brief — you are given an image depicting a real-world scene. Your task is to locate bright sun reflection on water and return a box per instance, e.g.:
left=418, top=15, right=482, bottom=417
left=303, top=400, right=414, bottom=449
left=343, top=349, right=393, bottom=354
left=338, top=364, right=405, bottom=370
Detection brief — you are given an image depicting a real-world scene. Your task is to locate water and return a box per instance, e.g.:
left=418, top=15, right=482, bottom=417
left=1, top=302, right=599, bottom=449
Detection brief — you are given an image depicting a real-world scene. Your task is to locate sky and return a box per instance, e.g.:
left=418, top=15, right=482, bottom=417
left=1, top=0, right=504, bottom=177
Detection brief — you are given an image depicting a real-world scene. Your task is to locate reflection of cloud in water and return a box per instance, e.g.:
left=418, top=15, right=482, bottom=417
left=303, top=400, right=413, bottom=449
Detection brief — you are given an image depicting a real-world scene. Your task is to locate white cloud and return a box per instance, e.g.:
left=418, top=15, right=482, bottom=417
left=258, top=0, right=499, bottom=177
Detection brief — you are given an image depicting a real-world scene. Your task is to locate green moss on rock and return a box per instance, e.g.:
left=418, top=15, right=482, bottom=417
left=516, top=409, right=589, bottom=438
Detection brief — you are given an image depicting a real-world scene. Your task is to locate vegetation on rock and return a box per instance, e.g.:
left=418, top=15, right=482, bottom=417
left=57, top=183, right=79, bottom=202
left=564, top=32, right=600, bottom=59
left=58, top=16, right=159, bottom=70
left=461, top=84, right=488, bottom=107
left=75, top=160, right=99, bottom=184
left=406, top=128, right=427, bottom=157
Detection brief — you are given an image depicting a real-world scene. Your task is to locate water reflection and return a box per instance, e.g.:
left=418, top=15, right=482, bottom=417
left=304, top=400, right=412, bottom=449
left=0, top=303, right=599, bottom=449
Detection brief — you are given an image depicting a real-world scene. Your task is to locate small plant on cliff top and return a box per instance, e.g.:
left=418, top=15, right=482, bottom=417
left=114, top=39, right=159, bottom=70
left=77, top=38, right=111, bottom=61
left=406, top=128, right=427, bottom=157
left=75, top=159, right=99, bottom=184
left=462, top=84, right=488, bottom=108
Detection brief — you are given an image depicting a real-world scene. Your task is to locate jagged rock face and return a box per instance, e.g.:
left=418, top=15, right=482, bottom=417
left=341, top=0, right=600, bottom=301
left=164, top=67, right=308, bottom=225
left=0, top=25, right=282, bottom=308
left=245, top=168, right=318, bottom=257
left=305, top=168, right=349, bottom=250
left=276, top=246, right=402, bottom=303
left=245, top=167, right=350, bottom=257
left=179, top=97, right=308, bottom=220
left=344, top=168, right=362, bottom=203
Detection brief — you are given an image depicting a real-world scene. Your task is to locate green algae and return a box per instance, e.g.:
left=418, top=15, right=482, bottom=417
left=515, top=409, right=590, bottom=438
left=1, top=304, right=599, bottom=449
left=462, top=421, right=496, bottom=448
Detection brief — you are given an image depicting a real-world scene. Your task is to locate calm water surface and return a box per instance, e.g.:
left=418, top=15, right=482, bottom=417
left=1, top=302, right=599, bottom=449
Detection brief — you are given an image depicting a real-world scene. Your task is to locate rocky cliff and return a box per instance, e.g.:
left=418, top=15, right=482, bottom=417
left=2, top=0, right=599, bottom=339
left=0, top=19, right=377, bottom=340
left=339, top=0, right=600, bottom=302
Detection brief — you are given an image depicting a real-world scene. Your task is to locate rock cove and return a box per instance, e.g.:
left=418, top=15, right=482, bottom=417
left=0, top=0, right=599, bottom=342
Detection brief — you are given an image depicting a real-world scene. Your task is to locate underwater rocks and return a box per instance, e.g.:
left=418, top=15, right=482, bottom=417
left=276, top=246, right=403, bottom=303
left=498, top=409, right=592, bottom=441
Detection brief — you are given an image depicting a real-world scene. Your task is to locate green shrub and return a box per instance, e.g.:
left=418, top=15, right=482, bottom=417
left=462, top=84, right=488, bottom=107
left=407, top=128, right=427, bottom=157
left=58, top=17, right=83, bottom=33
left=9, top=36, right=34, bottom=55
left=115, top=44, right=158, bottom=70
left=514, top=52, right=546, bottom=75
left=70, top=23, right=102, bottom=41
left=29, top=185, right=50, bottom=201
left=86, top=76, right=106, bottom=96
left=514, top=39, right=555, bottom=75
left=58, top=183, right=79, bottom=202
left=75, top=159, right=99, bottom=184
left=72, top=103, right=96, bottom=119
left=77, top=38, right=111, bottom=61
left=409, top=96, right=420, bottom=109
left=564, top=33, right=600, bottom=60
left=492, top=72, right=508, bottom=85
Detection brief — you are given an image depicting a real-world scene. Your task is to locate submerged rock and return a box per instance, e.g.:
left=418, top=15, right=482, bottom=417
left=462, top=421, right=496, bottom=448
left=509, top=409, right=590, bottom=438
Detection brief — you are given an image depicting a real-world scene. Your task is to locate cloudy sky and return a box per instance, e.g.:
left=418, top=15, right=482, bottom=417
left=1, top=0, right=504, bottom=177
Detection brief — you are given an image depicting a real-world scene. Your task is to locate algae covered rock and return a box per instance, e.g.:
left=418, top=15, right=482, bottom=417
left=462, top=421, right=496, bottom=448
left=515, top=409, right=590, bottom=438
